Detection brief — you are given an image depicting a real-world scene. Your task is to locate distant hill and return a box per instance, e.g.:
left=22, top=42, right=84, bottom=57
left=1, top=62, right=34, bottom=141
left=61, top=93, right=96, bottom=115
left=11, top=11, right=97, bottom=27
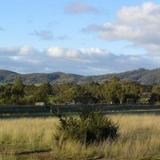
left=0, top=68, right=160, bottom=85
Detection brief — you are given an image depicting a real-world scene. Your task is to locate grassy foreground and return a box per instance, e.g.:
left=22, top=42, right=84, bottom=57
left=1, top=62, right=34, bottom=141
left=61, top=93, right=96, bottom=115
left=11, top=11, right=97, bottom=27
left=0, top=115, right=160, bottom=160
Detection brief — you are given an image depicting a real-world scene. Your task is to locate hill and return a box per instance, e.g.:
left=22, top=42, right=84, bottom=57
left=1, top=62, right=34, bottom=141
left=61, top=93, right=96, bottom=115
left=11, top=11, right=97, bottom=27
left=0, top=68, right=160, bottom=85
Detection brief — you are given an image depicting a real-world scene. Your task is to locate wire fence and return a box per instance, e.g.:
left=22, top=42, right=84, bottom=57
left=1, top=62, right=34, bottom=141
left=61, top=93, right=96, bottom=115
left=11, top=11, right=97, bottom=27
left=0, top=104, right=160, bottom=117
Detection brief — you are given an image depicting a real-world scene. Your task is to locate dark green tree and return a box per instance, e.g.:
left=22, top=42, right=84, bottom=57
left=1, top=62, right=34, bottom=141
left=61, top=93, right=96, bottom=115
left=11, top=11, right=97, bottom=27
left=11, top=77, right=24, bottom=104
left=12, top=77, right=24, bottom=96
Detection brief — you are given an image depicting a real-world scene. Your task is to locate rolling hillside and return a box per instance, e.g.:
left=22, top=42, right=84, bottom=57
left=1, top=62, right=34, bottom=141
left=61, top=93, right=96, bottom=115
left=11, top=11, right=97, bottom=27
left=0, top=68, right=160, bottom=85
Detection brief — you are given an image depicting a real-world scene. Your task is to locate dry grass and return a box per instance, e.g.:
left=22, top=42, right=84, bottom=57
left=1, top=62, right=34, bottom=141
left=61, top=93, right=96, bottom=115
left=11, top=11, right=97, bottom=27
left=0, top=115, right=160, bottom=160
left=0, top=118, right=58, bottom=153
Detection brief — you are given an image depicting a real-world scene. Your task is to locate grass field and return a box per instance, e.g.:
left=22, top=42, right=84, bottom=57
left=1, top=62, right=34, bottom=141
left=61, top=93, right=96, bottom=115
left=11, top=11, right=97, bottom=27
left=0, top=115, right=160, bottom=160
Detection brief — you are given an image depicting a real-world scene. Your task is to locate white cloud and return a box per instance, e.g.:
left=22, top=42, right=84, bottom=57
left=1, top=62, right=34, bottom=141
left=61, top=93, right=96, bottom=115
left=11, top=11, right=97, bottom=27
left=65, top=0, right=98, bottom=14
left=84, top=2, right=160, bottom=54
left=46, top=47, right=80, bottom=59
left=0, top=45, right=160, bottom=74
left=80, top=48, right=106, bottom=56
left=46, top=47, right=65, bottom=57
left=46, top=47, right=107, bottom=60
left=0, top=46, right=36, bottom=58
left=18, top=45, right=36, bottom=56
left=66, top=48, right=81, bottom=59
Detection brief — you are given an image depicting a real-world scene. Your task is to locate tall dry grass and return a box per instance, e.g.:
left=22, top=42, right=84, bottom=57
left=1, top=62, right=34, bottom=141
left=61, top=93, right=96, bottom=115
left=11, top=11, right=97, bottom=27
left=0, top=115, right=160, bottom=159
left=0, top=118, right=58, bottom=153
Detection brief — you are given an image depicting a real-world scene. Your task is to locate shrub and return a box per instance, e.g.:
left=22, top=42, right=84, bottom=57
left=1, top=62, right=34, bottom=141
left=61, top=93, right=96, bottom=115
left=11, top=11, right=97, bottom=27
left=55, top=111, right=119, bottom=144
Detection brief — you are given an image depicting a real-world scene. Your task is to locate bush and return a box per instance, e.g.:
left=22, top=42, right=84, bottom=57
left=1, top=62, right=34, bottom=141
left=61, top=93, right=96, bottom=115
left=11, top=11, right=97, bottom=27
left=55, top=111, right=119, bottom=144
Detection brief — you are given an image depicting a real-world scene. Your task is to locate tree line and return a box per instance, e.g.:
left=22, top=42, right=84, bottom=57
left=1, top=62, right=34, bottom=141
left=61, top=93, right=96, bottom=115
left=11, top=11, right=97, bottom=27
left=0, top=76, right=160, bottom=105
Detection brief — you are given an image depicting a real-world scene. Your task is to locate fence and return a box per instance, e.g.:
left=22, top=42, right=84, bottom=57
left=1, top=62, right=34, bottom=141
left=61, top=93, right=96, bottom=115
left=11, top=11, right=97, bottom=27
left=0, top=104, right=160, bottom=116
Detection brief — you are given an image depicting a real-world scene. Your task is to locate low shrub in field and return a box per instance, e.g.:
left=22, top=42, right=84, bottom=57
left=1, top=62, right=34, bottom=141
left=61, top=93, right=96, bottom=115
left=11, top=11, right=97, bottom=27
left=55, top=111, right=119, bottom=144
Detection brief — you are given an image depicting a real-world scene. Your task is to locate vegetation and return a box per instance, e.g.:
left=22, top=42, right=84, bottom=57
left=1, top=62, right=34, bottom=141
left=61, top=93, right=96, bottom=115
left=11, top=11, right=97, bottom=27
left=56, top=111, right=118, bottom=144
left=1, top=76, right=160, bottom=105
left=0, top=115, right=160, bottom=159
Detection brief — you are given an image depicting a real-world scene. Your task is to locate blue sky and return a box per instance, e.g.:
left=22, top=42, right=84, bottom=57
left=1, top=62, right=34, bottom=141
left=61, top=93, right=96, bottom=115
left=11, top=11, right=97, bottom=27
left=0, top=0, right=160, bottom=74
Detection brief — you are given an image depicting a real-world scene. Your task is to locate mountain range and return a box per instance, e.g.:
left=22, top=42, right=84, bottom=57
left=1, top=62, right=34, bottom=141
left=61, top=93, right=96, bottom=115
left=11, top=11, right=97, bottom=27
left=0, top=68, right=160, bottom=85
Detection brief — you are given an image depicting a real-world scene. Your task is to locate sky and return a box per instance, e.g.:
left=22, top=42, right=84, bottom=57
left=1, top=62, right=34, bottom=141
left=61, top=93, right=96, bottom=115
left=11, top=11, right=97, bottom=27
left=1, top=0, right=160, bottom=75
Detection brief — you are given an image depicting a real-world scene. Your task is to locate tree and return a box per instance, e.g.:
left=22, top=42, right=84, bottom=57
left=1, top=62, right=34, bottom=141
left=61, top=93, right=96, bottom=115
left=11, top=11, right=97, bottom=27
left=74, top=85, right=98, bottom=104
left=40, top=82, right=52, bottom=96
left=52, top=83, right=77, bottom=104
left=11, top=77, right=24, bottom=104
left=151, top=85, right=160, bottom=103
left=122, top=81, right=141, bottom=104
left=33, top=83, right=52, bottom=103
left=102, top=77, right=124, bottom=104
left=12, top=76, right=24, bottom=96
left=0, top=84, right=12, bottom=104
